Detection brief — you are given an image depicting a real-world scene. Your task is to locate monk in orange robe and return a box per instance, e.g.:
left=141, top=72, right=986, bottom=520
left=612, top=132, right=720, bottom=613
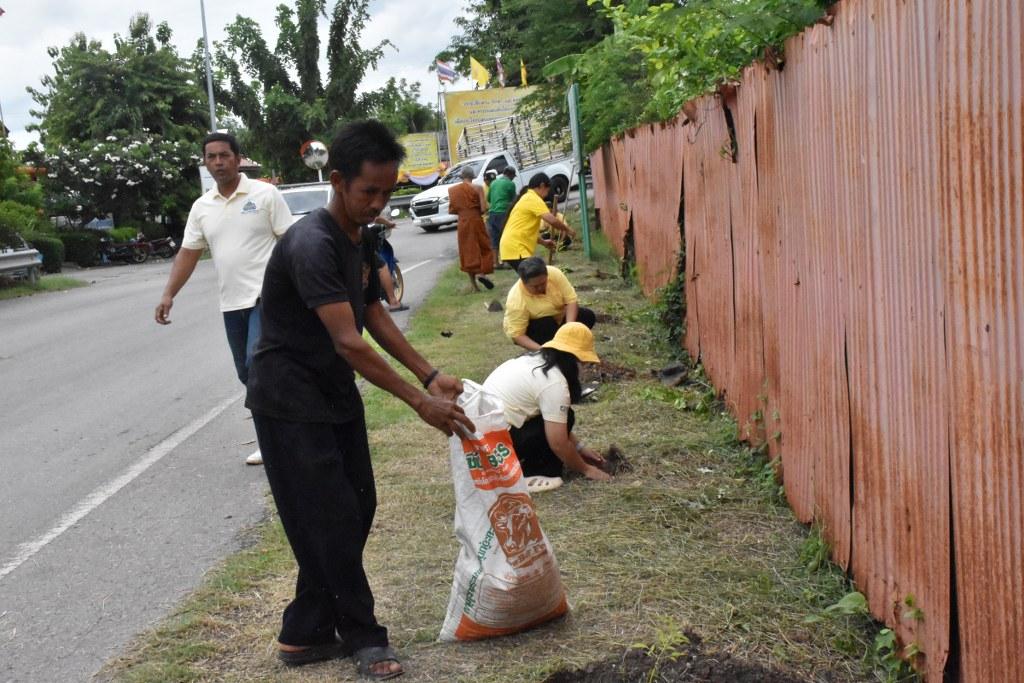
left=448, top=167, right=495, bottom=292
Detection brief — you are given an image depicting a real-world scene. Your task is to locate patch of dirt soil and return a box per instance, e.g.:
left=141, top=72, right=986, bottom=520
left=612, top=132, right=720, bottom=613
left=543, top=632, right=805, bottom=683
left=601, top=445, right=634, bottom=474
left=581, top=360, right=636, bottom=383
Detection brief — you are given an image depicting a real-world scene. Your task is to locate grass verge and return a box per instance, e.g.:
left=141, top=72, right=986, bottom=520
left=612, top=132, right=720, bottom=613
left=0, top=274, right=86, bottom=300
left=99, top=231, right=880, bottom=682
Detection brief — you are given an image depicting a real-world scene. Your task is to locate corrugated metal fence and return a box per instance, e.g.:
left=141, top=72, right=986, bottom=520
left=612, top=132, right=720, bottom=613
left=589, top=1, right=1024, bottom=680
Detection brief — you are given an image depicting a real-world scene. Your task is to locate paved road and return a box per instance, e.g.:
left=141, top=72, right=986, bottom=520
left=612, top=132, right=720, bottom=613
left=0, top=219, right=458, bottom=683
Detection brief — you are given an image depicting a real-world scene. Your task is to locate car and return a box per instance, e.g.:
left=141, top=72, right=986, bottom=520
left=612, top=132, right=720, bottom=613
left=277, top=182, right=332, bottom=224
left=0, top=233, right=44, bottom=283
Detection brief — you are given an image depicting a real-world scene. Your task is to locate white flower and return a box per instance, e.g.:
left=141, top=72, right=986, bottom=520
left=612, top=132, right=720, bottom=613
left=106, top=135, right=117, bottom=141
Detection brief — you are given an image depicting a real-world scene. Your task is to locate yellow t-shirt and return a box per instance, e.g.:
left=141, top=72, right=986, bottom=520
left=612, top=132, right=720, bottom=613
left=499, top=189, right=549, bottom=260
left=503, top=266, right=578, bottom=339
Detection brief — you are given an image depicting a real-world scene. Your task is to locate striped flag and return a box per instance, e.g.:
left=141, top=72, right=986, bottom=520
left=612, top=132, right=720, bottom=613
left=436, top=60, right=457, bottom=83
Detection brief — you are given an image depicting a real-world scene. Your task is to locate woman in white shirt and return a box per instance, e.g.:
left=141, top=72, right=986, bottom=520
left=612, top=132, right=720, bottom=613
left=483, top=323, right=611, bottom=489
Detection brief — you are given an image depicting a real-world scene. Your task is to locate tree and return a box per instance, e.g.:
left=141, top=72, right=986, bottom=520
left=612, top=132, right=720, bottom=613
left=362, top=79, right=438, bottom=135
left=28, top=14, right=207, bottom=146
left=42, top=132, right=197, bottom=227
left=435, top=0, right=618, bottom=148
left=27, top=14, right=208, bottom=227
left=214, top=0, right=410, bottom=181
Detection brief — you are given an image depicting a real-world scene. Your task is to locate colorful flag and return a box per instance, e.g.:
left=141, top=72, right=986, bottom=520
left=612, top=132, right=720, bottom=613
left=436, top=59, right=457, bottom=83
left=495, top=54, right=506, bottom=87
left=469, top=56, right=490, bottom=89
left=520, top=59, right=528, bottom=87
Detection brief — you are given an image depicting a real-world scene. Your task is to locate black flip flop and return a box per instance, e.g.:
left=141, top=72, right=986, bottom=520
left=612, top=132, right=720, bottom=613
left=352, top=644, right=404, bottom=680
left=277, top=641, right=349, bottom=667
left=477, top=276, right=494, bottom=290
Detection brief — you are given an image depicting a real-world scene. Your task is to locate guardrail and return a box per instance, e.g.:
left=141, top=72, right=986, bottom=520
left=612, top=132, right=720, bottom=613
left=389, top=194, right=414, bottom=211
left=0, top=249, right=43, bottom=283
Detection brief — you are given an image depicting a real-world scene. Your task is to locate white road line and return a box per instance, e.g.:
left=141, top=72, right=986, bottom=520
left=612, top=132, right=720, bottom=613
left=401, top=259, right=433, bottom=275
left=0, top=392, right=243, bottom=583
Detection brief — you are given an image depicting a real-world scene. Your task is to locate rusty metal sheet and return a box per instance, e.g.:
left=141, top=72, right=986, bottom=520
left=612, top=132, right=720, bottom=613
left=624, top=120, right=687, bottom=296
left=593, top=0, right=1024, bottom=676
left=942, top=1, right=1024, bottom=680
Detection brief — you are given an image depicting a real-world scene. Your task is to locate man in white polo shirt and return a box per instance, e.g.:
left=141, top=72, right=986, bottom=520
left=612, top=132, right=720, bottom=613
left=154, top=132, right=292, bottom=465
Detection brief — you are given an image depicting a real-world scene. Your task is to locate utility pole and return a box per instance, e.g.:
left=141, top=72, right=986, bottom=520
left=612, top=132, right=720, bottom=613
left=199, top=0, right=217, bottom=132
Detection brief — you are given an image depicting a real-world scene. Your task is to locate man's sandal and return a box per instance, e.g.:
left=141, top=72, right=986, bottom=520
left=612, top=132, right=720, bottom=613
left=277, top=641, right=349, bottom=666
left=353, top=645, right=404, bottom=680
left=525, top=475, right=564, bottom=493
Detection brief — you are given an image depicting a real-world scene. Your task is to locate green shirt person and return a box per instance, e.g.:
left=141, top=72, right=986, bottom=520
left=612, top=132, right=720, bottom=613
left=486, top=167, right=518, bottom=266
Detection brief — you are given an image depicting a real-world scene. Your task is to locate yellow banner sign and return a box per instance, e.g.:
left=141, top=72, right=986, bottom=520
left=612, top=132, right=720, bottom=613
left=399, top=133, right=441, bottom=178
left=444, top=86, right=536, bottom=164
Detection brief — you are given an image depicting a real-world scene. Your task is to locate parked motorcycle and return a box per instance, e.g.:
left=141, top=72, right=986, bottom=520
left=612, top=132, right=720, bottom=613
left=140, top=235, right=177, bottom=259
left=368, top=208, right=403, bottom=304
left=98, top=236, right=149, bottom=265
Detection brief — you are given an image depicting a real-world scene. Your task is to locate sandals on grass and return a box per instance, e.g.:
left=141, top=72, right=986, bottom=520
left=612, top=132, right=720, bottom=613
left=353, top=645, right=404, bottom=680
left=525, top=475, right=564, bottom=493
left=277, top=641, right=349, bottom=666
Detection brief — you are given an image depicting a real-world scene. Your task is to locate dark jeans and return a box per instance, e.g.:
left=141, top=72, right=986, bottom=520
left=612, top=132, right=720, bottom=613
left=525, top=307, right=597, bottom=346
left=222, top=303, right=261, bottom=385
left=487, top=211, right=508, bottom=252
left=510, top=409, right=576, bottom=478
left=253, top=412, right=388, bottom=651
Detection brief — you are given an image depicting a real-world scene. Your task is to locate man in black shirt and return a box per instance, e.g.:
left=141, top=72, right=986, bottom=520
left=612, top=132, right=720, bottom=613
left=246, top=120, right=473, bottom=680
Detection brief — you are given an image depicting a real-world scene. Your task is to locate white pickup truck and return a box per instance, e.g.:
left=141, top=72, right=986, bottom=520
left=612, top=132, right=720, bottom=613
left=408, top=150, right=575, bottom=233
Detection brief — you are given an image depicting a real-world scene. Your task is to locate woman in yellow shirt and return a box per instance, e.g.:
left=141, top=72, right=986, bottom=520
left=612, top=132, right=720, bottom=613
left=498, top=173, right=575, bottom=270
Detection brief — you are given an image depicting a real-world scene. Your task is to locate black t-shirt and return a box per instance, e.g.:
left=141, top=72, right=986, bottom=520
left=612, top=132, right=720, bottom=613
left=246, top=207, right=381, bottom=423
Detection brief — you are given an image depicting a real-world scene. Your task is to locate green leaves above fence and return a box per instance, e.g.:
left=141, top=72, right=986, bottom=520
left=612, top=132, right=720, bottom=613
left=567, top=0, right=828, bottom=150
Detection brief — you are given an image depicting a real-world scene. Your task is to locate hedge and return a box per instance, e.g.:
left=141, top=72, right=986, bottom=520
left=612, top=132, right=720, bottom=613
left=59, top=231, right=101, bottom=267
left=29, top=235, right=65, bottom=273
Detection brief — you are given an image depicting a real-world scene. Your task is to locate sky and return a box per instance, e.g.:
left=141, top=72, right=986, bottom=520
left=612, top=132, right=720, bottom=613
left=0, top=0, right=469, bottom=149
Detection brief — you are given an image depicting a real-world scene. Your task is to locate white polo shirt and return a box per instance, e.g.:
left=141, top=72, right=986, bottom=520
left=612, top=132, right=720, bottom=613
left=182, top=173, right=293, bottom=311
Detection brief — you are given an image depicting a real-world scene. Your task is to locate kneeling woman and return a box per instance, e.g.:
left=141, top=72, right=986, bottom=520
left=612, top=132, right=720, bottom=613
left=483, top=323, right=611, bottom=489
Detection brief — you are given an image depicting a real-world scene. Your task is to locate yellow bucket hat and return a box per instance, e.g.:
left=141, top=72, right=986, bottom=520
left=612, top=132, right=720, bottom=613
left=541, top=322, right=600, bottom=363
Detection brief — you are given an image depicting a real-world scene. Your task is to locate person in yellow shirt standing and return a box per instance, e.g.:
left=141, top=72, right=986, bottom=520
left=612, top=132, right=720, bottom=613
left=498, top=173, right=575, bottom=270
left=503, top=256, right=597, bottom=350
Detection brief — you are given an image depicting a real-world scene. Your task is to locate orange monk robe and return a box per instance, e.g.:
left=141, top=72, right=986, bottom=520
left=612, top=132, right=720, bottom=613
left=448, top=182, right=495, bottom=276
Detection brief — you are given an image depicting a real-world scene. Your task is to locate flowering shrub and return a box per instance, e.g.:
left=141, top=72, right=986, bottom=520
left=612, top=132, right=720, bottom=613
left=44, top=129, right=200, bottom=225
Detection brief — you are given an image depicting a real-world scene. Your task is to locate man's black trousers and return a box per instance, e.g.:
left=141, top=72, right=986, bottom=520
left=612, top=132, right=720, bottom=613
left=253, top=412, right=389, bottom=651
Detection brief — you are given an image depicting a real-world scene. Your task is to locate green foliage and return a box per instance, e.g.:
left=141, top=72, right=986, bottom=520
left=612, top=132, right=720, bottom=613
left=108, top=227, right=139, bottom=243
left=58, top=231, right=101, bottom=267
left=631, top=616, right=690, bottom=683
left=874, top=628, right=920, bottom=682
left=0, top=200, right=45, bottom=248
left=213, top=0, right=422, bottom=181
left=29, top=15, right=206, bottom=228
left=799, top=526, right=831, bottom=573
left=438, top=0, right=620, bottom=147
left=655, top=252, right=686, bottom=352
left=0, top=141, right=44, bottom=209
left=28, top=15, right=206, bottom=145
left=29, top=235, right=65, bottom=273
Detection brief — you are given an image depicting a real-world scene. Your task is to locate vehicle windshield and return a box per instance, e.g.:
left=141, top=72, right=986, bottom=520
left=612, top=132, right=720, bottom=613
left=282, top=188, right=330, bottom=215
left=439, top=161, right=483, bottom=185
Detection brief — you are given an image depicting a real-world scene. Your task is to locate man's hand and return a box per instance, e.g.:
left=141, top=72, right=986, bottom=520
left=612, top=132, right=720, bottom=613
left=155, top=295, right=174, bottom=325
left=413, top=394, right=476, bottom=436
left=428, top=373, right=464, bottom=401
left=540, top=237, right=556, bottom=249
left=584, top=464, right=612, bottom=481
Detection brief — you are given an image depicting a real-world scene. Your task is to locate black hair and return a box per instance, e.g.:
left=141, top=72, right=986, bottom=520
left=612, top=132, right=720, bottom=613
left=502, top=167, right=516, bottom=178
left=329, top=120, right=406, bottom=181
left=512, top=171, right=552, bottom=205
left=202, top=132, right=240, bottom=157
left=517, top=256, right=547, bottom=282
left=532, top=348, right=582, bottom=404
